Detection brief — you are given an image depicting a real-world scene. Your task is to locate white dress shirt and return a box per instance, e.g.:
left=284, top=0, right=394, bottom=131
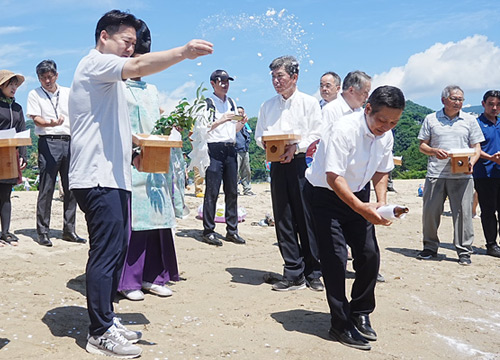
left=255, top=89, right=323, bottom=153
left=321, top=93, right=361, bottom=137
left=26, top=85, right=71, bottom=136
left=305, top=111, right=394, bottom=192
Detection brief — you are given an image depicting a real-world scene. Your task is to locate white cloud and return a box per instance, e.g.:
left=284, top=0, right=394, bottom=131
left=0, top=26, right=27, bottom=35
left=158, top=81, right=197, bottom=115
left=0, top=43, right=32, bottom=68
left=372, top=35, right=500, bottom=100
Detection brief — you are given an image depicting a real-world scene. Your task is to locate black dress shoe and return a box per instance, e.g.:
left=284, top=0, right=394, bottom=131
left=62, top=231, right=87, bottom=244
left=486, top=244, right=500, bottom=258
left=36, top=234, right=53, bottom=247
left=202, top=233, right=223, bottom=246
left=306, top=277, right=324, bottom=291
left=351, top=314, right=377, bottom=341
left=225, top=233, right=245, bottom=244
left=328, top=326, right=371, bottom=350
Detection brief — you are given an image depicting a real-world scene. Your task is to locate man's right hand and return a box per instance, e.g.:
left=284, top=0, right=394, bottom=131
left=182, top=39, right=214, bottom=59
left=434, top=148, right=449, bottom=159
left=358, top=203, right=392, bottom=226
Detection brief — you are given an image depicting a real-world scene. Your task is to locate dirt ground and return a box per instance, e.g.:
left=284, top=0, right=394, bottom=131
left=0, top=179, right=499, bottom=359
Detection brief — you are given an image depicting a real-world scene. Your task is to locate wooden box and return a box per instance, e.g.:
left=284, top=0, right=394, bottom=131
left=393, top=156, right=402, bottom=166
left=448, top=149, right=476, bottom=174
left=132, top=134, right=182, bottom=173
left=0, top=137, right=32, bottom=180
left=262, top=134, right=301, bottom=162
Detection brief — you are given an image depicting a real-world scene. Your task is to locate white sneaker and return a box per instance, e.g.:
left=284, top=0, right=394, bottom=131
left=86, top=325, right=142, bottom=358
left=142, top=281, right=173, bottom=297
left=120, top=289, right=144, bottom=301
left=113, top=317, right=142, bottom=344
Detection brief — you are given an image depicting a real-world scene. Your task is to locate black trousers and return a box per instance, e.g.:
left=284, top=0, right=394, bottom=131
left=270, top=154, right=321, bottom=281
left=474, top=177, right=500, bottom=246
left=203, top=142, right=238, bottom=236
left=0, top=183, right=13, bottom=234
left=306, top=182, right=379, bottom=331
left=73, top=187, right=130, bottom=336
left=36, top=136, right=77, bottom=234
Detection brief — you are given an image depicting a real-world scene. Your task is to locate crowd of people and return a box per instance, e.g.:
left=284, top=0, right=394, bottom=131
left=0, top=7, right=499, bottom=358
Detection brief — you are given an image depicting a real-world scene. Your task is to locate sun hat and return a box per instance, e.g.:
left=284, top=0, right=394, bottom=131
left=0, top=70, right=25, bottom=87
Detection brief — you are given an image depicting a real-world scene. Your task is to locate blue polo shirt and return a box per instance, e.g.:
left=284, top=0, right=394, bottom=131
left=473, top=113, right=500, bottom=178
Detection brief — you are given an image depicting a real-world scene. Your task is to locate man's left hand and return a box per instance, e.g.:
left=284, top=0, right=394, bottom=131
left=280, top=143, right=296, bottom=164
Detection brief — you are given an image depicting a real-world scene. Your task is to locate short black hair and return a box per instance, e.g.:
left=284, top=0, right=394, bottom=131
left=36, top=60, right=57, bottom=77
left=368, top=85, right=405, bottom=113
left=237, top=106, right=244, bottom=111
left=134, top=19, right=151, bottom=54
left=94, top=9, right=141, bottom=44
left=483, top=90, right=500, bottom=103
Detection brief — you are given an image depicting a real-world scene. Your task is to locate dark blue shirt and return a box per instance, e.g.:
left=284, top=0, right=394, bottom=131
left=473, top=113, right=500, bottom=178
left=235, top=124, right=251, bottom=152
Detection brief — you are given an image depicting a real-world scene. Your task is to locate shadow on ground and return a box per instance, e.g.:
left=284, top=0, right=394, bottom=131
left=67, top=273, right=86, bottom=297
left=226, top=267, right=282, bottom=286
left=271, top=309, right=330, bottom=340
left=0, top=338, right=9, bottom=350
left=42, top=306, right=152, bottom=350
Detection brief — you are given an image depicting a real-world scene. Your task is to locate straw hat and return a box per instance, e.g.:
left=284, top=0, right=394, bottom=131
left=0, top=70, right=25, bottom=87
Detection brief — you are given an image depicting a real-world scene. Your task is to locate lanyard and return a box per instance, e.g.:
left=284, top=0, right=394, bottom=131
left=41, top=87, right=60, bottom=119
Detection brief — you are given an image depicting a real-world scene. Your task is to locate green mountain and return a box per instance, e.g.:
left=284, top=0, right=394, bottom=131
left=391, top=100, right=434, bottom=179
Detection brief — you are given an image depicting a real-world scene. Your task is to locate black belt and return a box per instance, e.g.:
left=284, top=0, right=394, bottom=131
left=209, top=142, right=235, bottom=147
left=40, top=135, right=71, bottom=141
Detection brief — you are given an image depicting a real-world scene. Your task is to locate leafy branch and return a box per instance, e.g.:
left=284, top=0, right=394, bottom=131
left=152, top=83, right=209, bottom=135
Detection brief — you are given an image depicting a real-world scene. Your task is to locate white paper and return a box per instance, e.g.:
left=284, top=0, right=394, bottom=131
left=15, top=129, right=30, bottom=139
left=262, top=129, right=300, bottom=136
left=377, top=204, right=407, bottom=220
left=0, top=128, right=16, bottom=139
left=448, top=148, right=475, bottom=156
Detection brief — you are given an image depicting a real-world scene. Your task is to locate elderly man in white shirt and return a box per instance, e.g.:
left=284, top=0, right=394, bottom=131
left=27, top=59, right=85, bottom=247
left=319, top=71, right=341, bottom=108
left=305, top=86, right=405, bottom=351
left=255, top=55, right=324, bottom=292
left=322, top=70, right=371, bottom=133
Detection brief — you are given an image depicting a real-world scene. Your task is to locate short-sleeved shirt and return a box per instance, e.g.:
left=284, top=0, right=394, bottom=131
left=68, top=49, right=131, bottom=191
left=204, top=94, right=238, bottom=144
left=305, top=111, right=394, bottom=192
left=418, top=109, right=484, bottom=179
left=26, top=85, right=71, bottom=136
left=473, top=113, right=500, bottom=179
left=255, top=89, right=323, bottom=153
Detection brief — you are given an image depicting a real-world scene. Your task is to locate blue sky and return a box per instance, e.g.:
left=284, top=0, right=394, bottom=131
left=2, top=0, right=500, bottom=118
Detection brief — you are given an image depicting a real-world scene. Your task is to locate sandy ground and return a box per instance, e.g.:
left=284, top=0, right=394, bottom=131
left=1, top=179, right=500, bottom=360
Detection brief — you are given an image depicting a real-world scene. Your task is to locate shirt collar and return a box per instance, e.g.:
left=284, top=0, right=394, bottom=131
left=279, top=88, right=298, bottom=104
left=361, top=113, right=376, bottom=139
left=437, top=108, right=465, bottom=122
left=212, top=93, right=227, bottom=104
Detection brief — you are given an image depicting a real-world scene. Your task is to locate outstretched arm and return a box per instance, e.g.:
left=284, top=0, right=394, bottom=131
left=122, top=39, right=213, bottom=80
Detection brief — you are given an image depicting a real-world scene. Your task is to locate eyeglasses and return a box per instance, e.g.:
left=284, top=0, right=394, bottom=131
left=448, top=96, right=464, bottom=102
left=39, top=73, right=56, bottom=82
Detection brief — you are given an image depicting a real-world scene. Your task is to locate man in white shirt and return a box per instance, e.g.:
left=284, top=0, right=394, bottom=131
left=255, top=56, right=324, bottom=292
left=305, top=86, right=405, bottom=351
left=199, top=69, right=247, bottom=247
left=27, top=60, right=85, bottom=247
left=319, top=71, right=341, bottom=108
left=69, top=10, right=212, bottom=358
left=322, top=70, right=371, bottom=132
